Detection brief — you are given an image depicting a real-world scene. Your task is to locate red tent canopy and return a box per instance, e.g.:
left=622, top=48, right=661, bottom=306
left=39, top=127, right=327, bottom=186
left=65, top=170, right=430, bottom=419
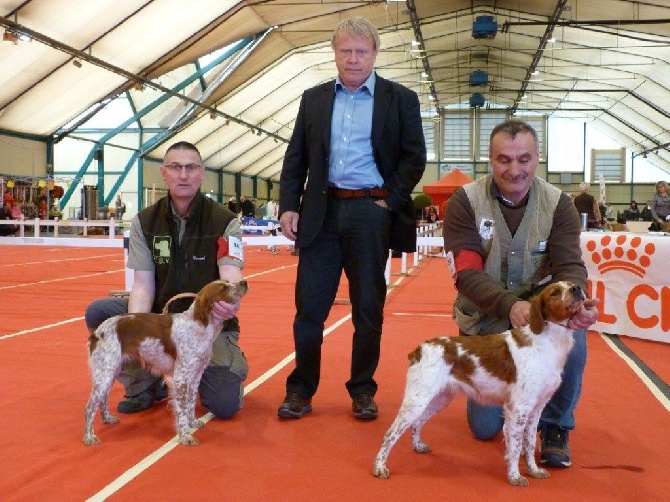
left=422, top=169, right=473, bottom=216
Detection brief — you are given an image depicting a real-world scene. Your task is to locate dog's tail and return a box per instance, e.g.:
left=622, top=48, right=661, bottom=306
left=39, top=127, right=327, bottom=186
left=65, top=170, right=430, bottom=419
left=87, top=328, right=100, bottom=354
left=163, top=292, right=197, bottom=313
left=408, top=345, right=423, bottom=365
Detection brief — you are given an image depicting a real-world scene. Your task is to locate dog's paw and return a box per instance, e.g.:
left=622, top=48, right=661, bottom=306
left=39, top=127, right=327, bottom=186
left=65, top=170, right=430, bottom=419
left=507, top=474, right=529, bottom=487
left=373, top=465, right=390, bottom=479
left=179, top=434, right=200, bottom=446
left=83, top=434, right=101, bottom=446
left=412, top=441, right=432, bottom=453
left=529, top=467, right=550, bottom=479
left=103, top=415, right=120, bottom=425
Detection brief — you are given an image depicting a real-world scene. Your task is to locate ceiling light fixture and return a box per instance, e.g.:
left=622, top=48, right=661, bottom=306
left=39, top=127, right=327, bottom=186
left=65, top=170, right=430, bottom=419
left=3, top=30, right=19, bottom=44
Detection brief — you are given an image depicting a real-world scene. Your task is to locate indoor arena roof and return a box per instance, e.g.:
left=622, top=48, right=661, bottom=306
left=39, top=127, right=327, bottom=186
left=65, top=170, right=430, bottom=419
left=1, top=0, right=670, bottom=181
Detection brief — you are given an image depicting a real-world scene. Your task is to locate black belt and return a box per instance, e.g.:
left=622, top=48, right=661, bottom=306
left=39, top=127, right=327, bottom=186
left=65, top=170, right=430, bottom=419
left=328, top=187, right=388, bottom=200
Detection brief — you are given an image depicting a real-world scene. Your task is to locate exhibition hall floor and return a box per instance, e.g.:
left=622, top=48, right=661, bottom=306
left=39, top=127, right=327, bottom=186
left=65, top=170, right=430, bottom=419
left=0, top=242, right=668, bottom=501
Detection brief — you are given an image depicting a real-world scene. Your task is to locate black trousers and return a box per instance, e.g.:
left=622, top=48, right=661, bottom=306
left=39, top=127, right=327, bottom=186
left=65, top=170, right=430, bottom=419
left=286, top=197, right=392, bottom=399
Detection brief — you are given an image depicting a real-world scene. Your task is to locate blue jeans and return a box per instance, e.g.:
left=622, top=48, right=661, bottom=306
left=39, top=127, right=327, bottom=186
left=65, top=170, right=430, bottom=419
left=467, top=328, right=587, bottom=440
left=85, top=296, right=247, bottom=419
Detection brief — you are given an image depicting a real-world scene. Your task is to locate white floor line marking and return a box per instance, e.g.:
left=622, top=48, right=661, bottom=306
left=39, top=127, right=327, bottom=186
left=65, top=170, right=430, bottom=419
left=0, top=317, right=84, bottom=340
left=0, top=265, right=293, bottom=338
left=0, top=269, right=123, bottom=291
left=86, top=313, right=352, bottom=502
left=0, top=253, right=121, bottom=269
left=599, top=333, right=670, bottom=412
left=245, top=263, right=297, bottom=279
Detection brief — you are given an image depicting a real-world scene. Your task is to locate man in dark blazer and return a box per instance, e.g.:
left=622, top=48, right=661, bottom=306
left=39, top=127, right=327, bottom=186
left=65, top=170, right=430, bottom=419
left=278, top=17, right=426, bottom=420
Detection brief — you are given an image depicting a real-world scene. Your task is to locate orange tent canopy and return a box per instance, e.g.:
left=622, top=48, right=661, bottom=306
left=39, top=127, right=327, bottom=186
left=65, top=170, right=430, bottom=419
left=422, top=169, right=473, bottom=216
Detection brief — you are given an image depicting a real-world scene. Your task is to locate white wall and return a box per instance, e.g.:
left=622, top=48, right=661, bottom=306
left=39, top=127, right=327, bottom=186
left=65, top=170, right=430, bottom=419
left=0, top=136, right=47, bottom=177
left=548, top=117, right=668, bottom=182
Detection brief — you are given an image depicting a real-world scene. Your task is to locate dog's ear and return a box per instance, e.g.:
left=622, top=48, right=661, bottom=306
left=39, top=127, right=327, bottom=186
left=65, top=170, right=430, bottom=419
left=193, top=282, right=222, bottom=326
left=528, top=294, right=545, bottom=334
left=193, top=294, right=213, bottom=326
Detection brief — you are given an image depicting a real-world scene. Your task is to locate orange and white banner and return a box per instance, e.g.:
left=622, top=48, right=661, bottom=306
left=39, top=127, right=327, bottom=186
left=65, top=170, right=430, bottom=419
left=581, top=232, right=669, bottom=343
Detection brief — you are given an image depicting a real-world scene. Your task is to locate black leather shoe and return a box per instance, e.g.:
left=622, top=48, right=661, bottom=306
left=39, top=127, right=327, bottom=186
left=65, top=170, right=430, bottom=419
left=277, top=392, right=312, bottom=418
left=117, top=380, right=168, bottom=414
left=540, top=425, right=572, bottom=468
left=352, top=393, right=378, bottom=420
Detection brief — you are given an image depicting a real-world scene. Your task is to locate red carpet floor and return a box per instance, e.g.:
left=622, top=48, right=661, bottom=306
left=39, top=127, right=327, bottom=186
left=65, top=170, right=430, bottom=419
left=0, top=243, right=668, bottom=501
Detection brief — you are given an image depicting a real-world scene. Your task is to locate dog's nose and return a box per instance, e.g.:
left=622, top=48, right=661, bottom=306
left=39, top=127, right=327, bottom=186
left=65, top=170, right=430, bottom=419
left=570, top=284, right=585, bottom=299
left=238, top=279, right=248, bottom=290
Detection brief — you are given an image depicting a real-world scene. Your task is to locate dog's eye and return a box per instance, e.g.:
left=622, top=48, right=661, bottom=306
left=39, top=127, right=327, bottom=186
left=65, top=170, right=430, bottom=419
left=550, top=289, right=561, bottom=296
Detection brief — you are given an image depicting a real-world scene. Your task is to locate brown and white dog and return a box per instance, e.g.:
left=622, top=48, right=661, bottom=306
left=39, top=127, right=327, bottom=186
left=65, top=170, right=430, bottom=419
left=84, top=279, right=248, bottom=446
left=374, top=281, right=586, bottom=486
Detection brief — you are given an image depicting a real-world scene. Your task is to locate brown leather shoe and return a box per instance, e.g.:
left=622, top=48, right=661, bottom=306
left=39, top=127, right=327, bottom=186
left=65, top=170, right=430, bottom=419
left=352, top=393, right=378, bottom=420
left=278, top=392, right=312, bottom=419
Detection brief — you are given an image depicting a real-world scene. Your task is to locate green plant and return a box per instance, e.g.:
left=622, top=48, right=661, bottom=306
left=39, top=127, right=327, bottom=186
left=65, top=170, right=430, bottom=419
left=413, top=193, right=432, bottom=211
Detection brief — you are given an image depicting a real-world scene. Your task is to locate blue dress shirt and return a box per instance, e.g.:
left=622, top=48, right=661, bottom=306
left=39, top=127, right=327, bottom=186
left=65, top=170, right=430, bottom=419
left=328, top=72, right=384, bottom=189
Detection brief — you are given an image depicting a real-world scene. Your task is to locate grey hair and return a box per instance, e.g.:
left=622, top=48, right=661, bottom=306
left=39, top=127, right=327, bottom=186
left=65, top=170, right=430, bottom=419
left=165, top=141, right=202, bottom=161
left=656, top=181, right=669, bottom=192
left=490, top=120, right=539, bottom=153
left=331, top=17, right=381, bottom=52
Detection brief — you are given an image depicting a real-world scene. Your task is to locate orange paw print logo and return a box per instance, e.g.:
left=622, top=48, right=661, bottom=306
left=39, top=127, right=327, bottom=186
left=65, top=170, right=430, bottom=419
left=585, top=234, right=655, bottom=278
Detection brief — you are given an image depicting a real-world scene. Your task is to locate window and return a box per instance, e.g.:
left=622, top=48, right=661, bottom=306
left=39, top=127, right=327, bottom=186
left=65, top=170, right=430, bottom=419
left=591, top=148, right=624, bottom=182
left=442, top=112, right=471, bottom=160
left=478, top=111, right=509, bottom=159
left=437, top=111, right=548, bottom=162
left=522, top=116, right=547, bottom=160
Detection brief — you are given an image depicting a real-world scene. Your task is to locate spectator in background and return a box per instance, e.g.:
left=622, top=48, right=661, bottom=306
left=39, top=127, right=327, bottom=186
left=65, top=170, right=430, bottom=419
left=598, top=200, right=607, bottom=226
left=573, top=182, right=601, bottom=229
left=0, top=201, right=17, bottom=235
left=115, top=195, right=126, bottom=220
left=37, top=197, right=48, bottom=220
left=11, top=201, right=23, bottom=220
left=3, top=192, right=14, bottom=207
left=641, top=199, right=653, bottom=221
left=623, top=200, right=640, bottom=221
left=240, top=195, right=255, bottom=217
left=227, top=196, right=239, bottom=214
left=650, top=181, right=670, bottom=225
left=265, top=197, right=278, bottom=220
left=425, top=205, right=439, bottom=223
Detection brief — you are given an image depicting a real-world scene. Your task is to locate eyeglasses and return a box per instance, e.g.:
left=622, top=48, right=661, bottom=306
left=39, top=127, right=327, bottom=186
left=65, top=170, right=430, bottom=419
left=163, top=163, right=202, bottom=173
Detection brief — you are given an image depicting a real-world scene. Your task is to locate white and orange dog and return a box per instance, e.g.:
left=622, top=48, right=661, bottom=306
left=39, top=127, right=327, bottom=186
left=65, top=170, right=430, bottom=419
left=374, top=281, right=586, bottom=486
left=84, top=279, right=248, bottom=446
